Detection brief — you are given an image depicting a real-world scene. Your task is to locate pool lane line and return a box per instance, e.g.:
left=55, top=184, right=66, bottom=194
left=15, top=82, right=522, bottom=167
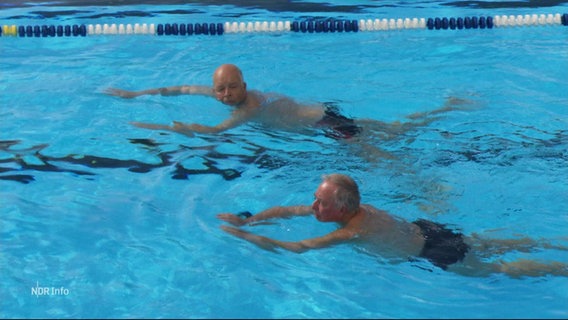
left=1, top=13, right=567, bottom=37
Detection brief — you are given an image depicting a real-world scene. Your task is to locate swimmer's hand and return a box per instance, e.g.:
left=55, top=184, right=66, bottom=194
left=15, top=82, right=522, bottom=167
left=131, top=121, right=171, bottom=130
left=220, top=225, right=279, bottom=252
left=104, top=87, right=141, bottom=99
left=217, top=213, right=248, bottom=226
left=172, top=121, right=197, bottom=137
left=217, top=213, right=276, bottom=227
left=406, top=96, right=480, bottom=120
left=130, top=121, right=195, bottom=137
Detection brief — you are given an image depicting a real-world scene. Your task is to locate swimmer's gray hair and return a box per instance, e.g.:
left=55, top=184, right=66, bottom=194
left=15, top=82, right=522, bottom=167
left=322, top=173, right=360, bottom=212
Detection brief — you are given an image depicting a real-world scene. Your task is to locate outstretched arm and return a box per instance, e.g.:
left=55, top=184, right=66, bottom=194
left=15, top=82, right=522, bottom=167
left=104, top=85, right=213, bottom=99
left=131, top=106, right=254, bottom=136
left=131, top=113, right=247, bottom=137
left=220, top=225, right=355, bottom=253
left=217, top=205, right=313, bottom=227
left=406, top=96, right=478, bottom=120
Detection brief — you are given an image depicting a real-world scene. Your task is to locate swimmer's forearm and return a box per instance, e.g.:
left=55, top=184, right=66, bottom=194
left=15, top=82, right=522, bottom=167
left=266, top=239, right=310, bottom=253
left=172, top=122, right=223, bottom=134
left=108, top=85, right=213, bottom=98
left=241, top=234, right=324, bottom=253
left=131, top=86, right=188, bottom=96
left=148, top=85, right=212, bottom=97
left=130, top=121, right=195, bottom=137
left=105, top=87, right=167, bottom=98
left=153, top=85, right=212, bottom=96
left=247, top=206, right=312, bottom=223
left=220, top=225, right=310, bottom=253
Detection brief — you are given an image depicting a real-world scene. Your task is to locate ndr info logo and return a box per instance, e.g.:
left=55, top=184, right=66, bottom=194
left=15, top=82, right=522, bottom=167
left=31, top=281, right=70, bottom=297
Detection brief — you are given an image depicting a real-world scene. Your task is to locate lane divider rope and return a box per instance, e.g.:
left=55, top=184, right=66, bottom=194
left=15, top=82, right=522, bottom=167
left=1, top=13, right=566, bottom=37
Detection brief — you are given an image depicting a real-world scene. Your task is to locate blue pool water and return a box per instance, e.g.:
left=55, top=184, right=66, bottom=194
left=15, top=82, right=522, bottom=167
left=1, top=1, right=568, bottom=318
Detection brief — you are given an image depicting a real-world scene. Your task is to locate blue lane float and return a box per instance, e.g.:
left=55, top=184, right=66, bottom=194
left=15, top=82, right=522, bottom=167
left=426, top=16, right=494, bottom=30
left=1, top=13, right=566, bottom=37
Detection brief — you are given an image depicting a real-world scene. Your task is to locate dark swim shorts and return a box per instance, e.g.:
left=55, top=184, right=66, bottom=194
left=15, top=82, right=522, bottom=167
left=413, top=219, right=470, bottom=270
left=315, top=103, right=362, bottom=139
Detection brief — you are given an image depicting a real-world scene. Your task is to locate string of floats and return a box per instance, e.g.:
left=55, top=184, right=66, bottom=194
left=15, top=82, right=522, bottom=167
left=1, top=13, right=567, bottom=37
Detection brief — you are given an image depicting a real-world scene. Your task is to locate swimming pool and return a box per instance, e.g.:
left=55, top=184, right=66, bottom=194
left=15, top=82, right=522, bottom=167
left=2, top=0, right=568, bottom=318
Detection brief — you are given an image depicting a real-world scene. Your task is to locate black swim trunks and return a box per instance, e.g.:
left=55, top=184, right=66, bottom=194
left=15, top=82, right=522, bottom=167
left=315, top=103, right=362, bottom=139
left=413, top=219, right=470, bottom=270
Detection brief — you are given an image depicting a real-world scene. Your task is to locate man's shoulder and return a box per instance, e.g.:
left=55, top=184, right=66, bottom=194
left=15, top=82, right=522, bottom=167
left=361, top=203, right=382, bottom=212
left=361, top=204, right=394, bottom=220
left=250, top=90, right=292, bottom=101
